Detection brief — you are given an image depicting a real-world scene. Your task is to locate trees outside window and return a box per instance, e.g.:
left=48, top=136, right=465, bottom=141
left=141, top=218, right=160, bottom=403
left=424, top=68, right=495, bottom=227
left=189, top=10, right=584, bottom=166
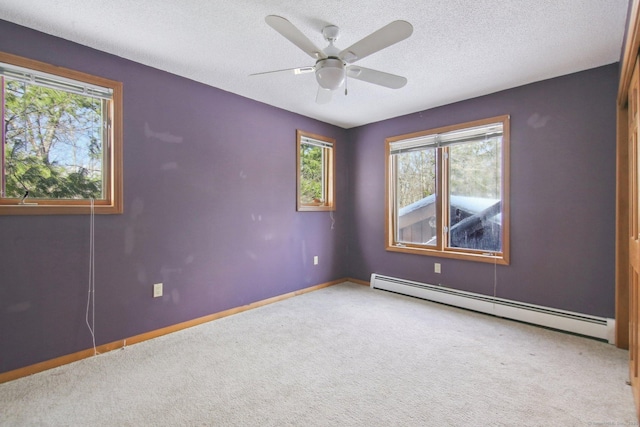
left=296, top=130, right=335, bottom=211
left=4, top=81, right=104, bottom=199
left=0, top=52, right=122, bottom=215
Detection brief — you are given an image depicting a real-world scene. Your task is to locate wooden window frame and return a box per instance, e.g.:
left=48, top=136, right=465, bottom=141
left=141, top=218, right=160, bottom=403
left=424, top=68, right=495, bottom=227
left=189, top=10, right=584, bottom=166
left=0, top=51, right=123, bottom=215
left=296, top=130, right=336, bottom=212
left=385, top=115, right=510, bottom=265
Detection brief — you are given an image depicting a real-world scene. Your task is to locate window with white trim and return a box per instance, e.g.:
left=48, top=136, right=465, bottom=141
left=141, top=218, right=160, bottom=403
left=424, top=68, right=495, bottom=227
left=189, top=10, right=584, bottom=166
left=297, top=130, right=335, bottom=211
left=386, top=115, right=509, bottom=264
left=0, top=51, right=122, bottom=215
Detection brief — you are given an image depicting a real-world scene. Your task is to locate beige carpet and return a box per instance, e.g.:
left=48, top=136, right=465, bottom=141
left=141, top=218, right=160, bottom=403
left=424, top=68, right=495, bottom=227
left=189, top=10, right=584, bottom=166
left=0, top=282, right=636, bottom=426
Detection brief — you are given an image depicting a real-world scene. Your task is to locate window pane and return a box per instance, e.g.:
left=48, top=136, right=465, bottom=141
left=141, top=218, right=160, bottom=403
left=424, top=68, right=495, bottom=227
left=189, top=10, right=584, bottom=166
left=447, top=137, right=502, bottom=252
left=386, top=115, right=509, bottom=264
left=296, top=130, right=335, bottom=212
left=3, top=78, right=104, bottom=200
left=395, top=148, right=437, bottom=246
left=300, top=142, right=325, bottom=204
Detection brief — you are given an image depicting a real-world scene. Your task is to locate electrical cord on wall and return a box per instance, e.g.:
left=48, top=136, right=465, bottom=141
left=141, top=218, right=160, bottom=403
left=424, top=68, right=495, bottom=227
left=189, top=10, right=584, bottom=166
left=85, top=198, right=98, bottom=356
left=491, top=253, right=498, bottom=314
left=493, top=254, right=498, bottom=299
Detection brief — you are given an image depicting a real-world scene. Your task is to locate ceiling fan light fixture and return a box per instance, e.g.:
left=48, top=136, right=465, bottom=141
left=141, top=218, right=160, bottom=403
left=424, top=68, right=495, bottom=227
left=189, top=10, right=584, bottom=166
left=316, top=58, right=345, bottom=90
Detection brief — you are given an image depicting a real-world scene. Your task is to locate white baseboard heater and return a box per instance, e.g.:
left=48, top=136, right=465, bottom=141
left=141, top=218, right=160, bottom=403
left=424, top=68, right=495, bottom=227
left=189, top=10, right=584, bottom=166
left=370, top=274, right=616, bottom=344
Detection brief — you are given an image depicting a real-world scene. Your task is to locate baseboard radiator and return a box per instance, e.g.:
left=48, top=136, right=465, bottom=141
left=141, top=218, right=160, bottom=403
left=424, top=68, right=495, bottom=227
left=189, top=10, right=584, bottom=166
left=370, top=274, right=616, bottom=344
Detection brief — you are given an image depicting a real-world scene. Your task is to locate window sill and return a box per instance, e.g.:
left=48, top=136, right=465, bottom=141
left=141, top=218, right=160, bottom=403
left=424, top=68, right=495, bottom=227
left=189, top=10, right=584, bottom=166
left=0, top=202, right=122, bottom=215
left=386, top=244, right=509, bottom=265
left=297, top=204, right=336, bottom=212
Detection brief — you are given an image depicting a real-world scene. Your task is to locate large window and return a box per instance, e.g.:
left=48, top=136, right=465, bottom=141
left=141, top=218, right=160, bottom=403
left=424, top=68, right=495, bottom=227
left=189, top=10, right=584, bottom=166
left=386, top=115, right=510, bottom=264
left=0, top=51, right=122, bottom=215
left=297, top=130, right=335, bottom=211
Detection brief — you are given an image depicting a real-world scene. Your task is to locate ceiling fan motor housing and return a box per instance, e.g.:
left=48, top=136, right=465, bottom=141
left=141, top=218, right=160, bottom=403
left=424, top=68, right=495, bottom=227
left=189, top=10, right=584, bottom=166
left=316, top=58, right=345, bottom=90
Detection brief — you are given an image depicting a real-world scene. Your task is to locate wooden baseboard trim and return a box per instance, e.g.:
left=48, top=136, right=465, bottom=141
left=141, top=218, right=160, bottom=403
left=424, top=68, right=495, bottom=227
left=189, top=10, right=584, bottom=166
left=347, top=277, right=370, bottom=286
left=0, top=278, right=347, bottom=384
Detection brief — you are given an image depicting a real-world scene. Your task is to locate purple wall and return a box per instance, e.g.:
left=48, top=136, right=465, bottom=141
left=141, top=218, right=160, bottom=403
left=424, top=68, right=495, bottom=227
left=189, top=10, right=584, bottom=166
left=346, top=64, right=618, bottom=318
left=0, top=20, right=349, bottom=373
left=0, top=18, right=620, bottom=375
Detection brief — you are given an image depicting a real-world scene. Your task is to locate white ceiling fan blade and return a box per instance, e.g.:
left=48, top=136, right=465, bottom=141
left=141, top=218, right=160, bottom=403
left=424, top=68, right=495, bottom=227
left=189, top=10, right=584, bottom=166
left=250, top=66, right=315, bottom=77
left=347, top=66, right=407, bottom=89
left=265, top=15, right=326, bottom=60
left=316, top=87, right=332, bottom=104
left=339, top=20, right=413, bottom=64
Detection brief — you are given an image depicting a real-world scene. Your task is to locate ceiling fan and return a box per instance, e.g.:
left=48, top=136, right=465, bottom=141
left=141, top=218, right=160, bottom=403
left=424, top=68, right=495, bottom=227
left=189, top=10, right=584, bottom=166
left=251, top=15, right=413, bottom=104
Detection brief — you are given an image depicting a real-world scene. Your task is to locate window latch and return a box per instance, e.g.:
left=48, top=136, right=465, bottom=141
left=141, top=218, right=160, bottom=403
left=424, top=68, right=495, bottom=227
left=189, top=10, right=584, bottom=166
left=18, top=191, right=37, bottom=206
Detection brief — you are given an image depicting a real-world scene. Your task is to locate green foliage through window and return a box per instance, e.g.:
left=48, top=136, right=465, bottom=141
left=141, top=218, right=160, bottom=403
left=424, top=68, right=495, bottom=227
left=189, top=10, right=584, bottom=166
left=0, top=51, right=122, bottom=215
left=296, top=130, right=335, bottom=211
left=3, top=78, right=105, bottom=200
left=300, top=143, right=324, bottom=204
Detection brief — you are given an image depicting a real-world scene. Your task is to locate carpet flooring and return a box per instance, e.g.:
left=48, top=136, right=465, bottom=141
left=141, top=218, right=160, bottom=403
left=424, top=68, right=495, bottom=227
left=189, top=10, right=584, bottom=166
left=0, top=282, right=636, bottom=426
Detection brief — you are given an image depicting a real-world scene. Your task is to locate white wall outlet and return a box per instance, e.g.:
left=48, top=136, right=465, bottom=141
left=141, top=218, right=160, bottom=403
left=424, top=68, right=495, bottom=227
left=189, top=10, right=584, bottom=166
left=313, top=255, right=319, bottom=265
left=153, top=283, right=163, bottom=298
left=434, top=263, right=441, bottom=274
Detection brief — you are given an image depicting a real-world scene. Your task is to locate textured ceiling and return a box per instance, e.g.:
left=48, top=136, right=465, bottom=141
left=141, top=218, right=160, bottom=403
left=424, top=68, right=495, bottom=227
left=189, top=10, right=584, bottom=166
left=0, top=0, right=630, bottom=128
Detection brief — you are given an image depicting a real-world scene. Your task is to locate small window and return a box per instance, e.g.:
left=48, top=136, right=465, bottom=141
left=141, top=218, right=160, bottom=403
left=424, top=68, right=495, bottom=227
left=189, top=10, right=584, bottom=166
left=297, top=130, right=335, bottom=211
left=0, top=51, right=122, bottom=215
left=386, top=115, right=510, bottom=264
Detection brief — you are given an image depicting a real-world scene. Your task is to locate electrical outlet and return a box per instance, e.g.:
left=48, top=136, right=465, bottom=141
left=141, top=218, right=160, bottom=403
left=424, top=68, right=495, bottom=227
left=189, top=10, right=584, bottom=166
left=153, top=283, right=163, bottom=298
left=434, top=263, right=441, bottom=274
left=313, top=256, right=319, bottom=265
